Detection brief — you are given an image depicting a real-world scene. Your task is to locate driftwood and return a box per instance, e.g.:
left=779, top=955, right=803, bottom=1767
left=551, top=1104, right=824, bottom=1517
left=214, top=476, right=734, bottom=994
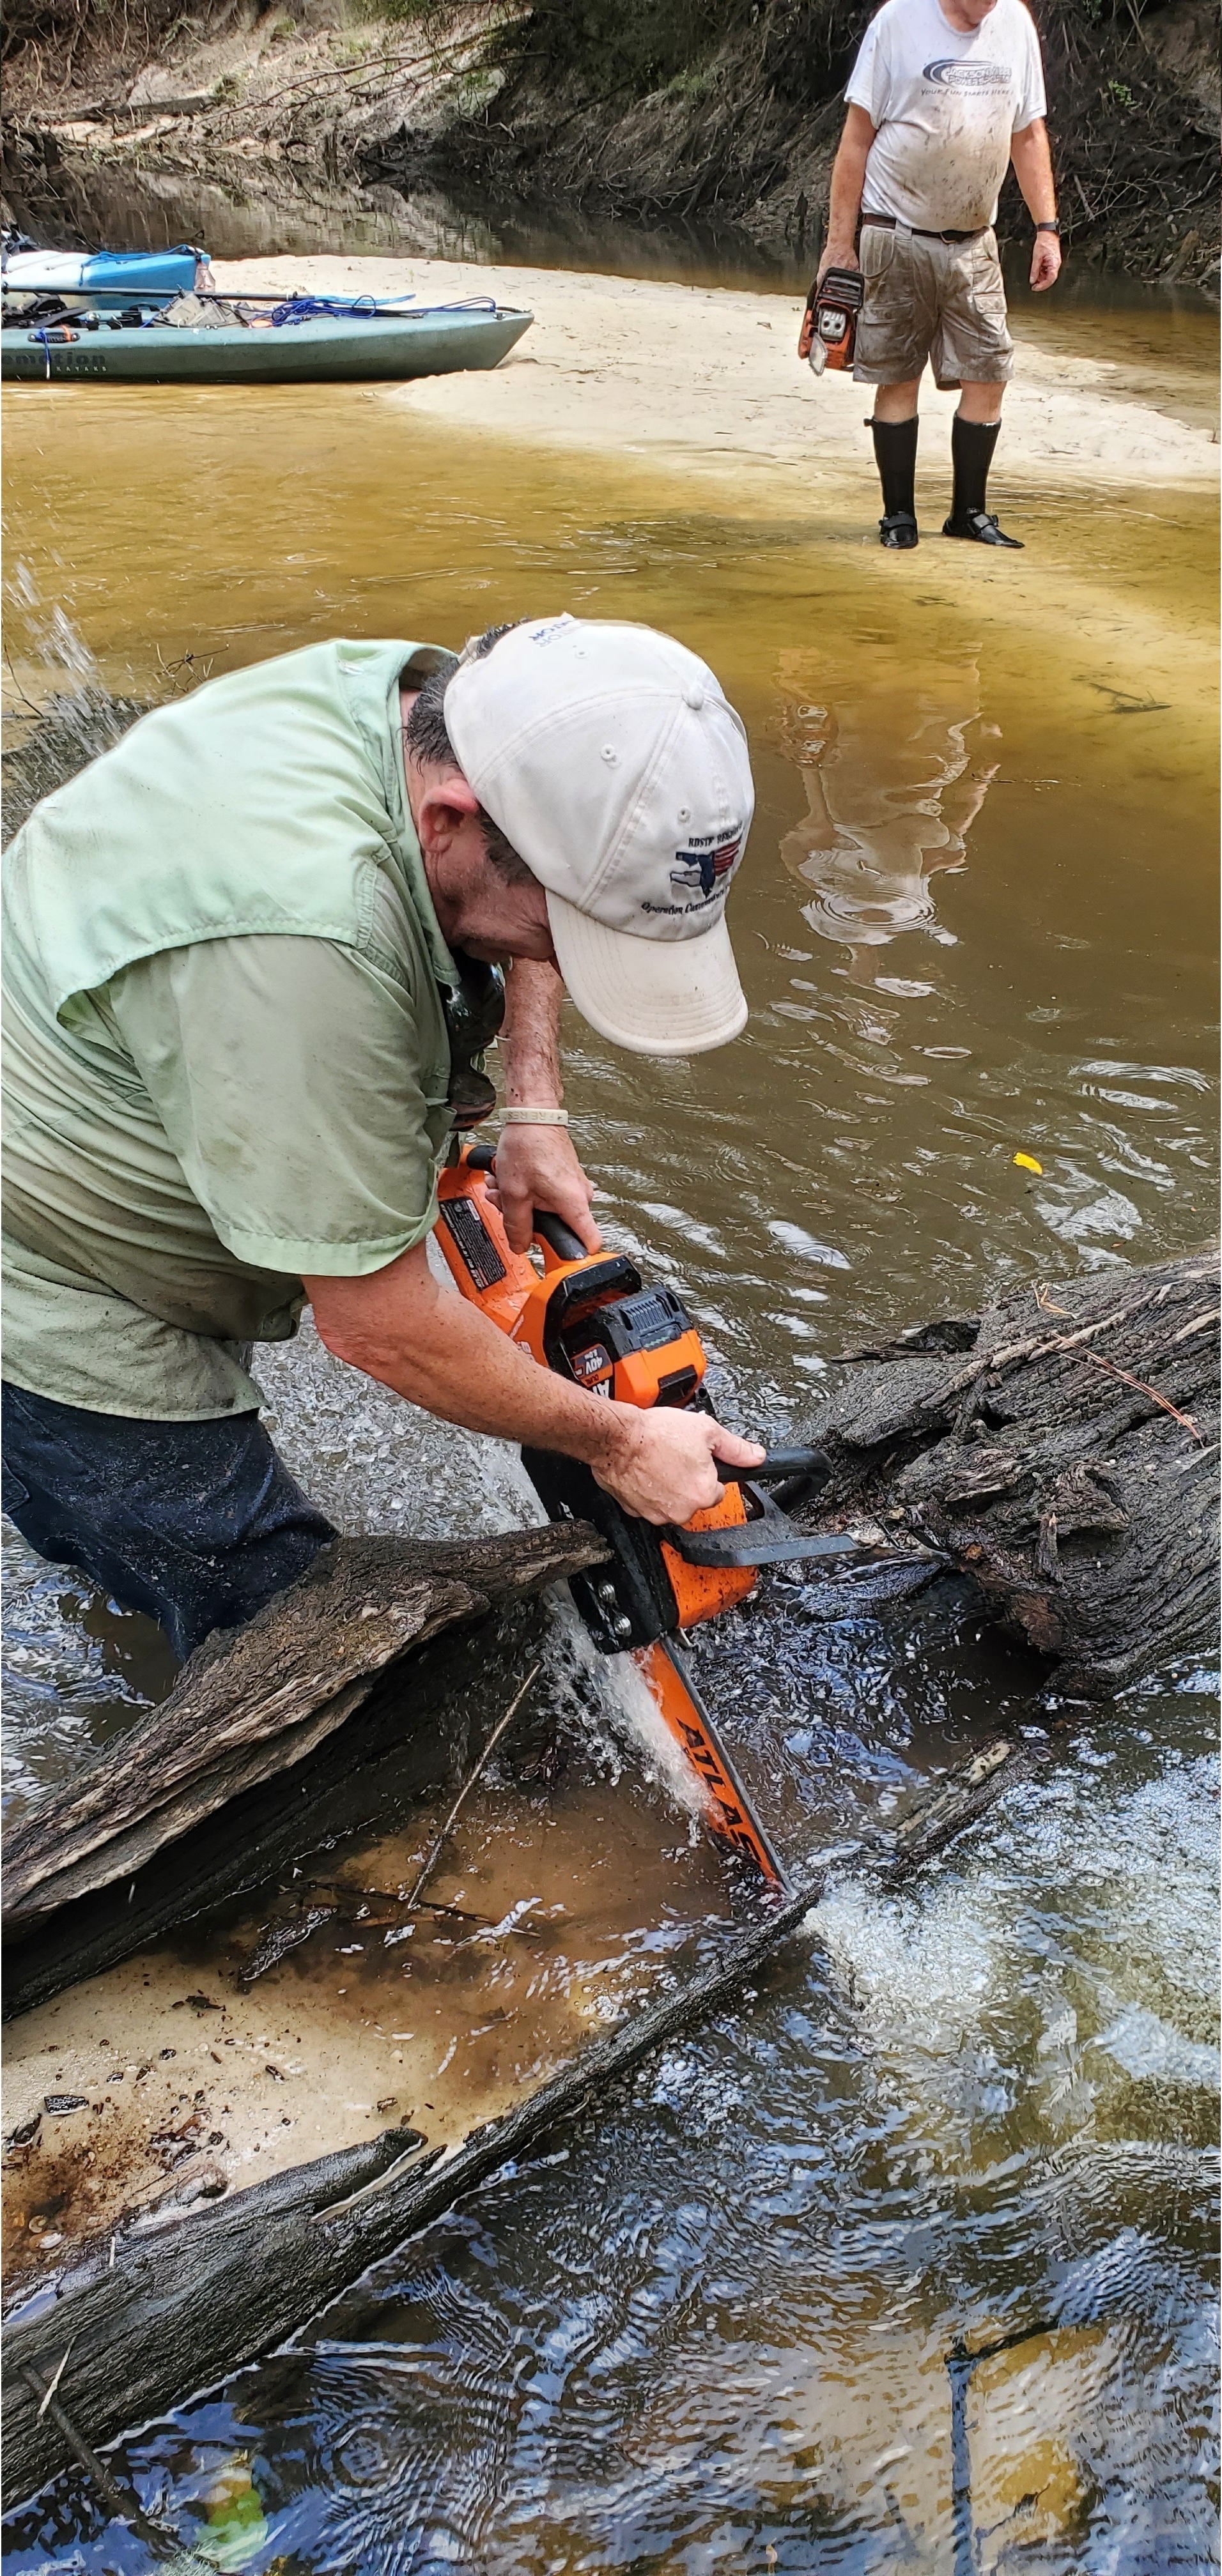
left=802, top=1252, right=1218, bottom=1696
left=1, top=1731, right=1040, bottom=2511
left=2, top=1526, right=607, bottom=2016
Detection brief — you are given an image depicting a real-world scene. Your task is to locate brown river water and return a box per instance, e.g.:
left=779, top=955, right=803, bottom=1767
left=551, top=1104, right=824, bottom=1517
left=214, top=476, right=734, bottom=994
left=1, top=275, right=1218, bottom=2572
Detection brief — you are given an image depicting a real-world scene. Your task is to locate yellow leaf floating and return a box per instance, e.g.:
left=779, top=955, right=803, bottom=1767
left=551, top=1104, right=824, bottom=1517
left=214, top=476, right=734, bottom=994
left=1013, top=1152, right=1043, bottom=1174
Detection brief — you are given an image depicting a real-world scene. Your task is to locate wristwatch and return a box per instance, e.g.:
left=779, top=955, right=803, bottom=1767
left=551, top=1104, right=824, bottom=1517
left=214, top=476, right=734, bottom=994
left=1036, top=219, right=1061, bottom=233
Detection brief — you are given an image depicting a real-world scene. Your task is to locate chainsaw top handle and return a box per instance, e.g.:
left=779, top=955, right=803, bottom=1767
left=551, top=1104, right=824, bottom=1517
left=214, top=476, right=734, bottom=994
left=463, top=1137, right=592, bottom=1264
left=715, top=1447, right=828, bottom=1487
left=461, top=1145, right=831, bottom=1488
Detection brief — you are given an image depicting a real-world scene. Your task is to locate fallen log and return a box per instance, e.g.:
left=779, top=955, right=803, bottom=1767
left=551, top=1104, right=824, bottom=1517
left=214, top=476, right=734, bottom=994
left=1, top=1731, right=1041, bottom=2511
left=3, top=1525, right=607, bottom=2017
left=800, top=1252, right=1218, bottom=1696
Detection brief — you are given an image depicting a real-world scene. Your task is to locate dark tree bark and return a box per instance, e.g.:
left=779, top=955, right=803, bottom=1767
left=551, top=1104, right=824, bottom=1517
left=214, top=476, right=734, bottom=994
left=2, top=1526, right=607, bottom=2015
left=801, top=1252, right=1218, bottom=1696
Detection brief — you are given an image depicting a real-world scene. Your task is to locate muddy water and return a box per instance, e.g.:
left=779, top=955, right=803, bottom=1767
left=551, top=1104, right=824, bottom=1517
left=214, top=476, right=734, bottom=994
left=2, top=297, right=1218, bottom=2570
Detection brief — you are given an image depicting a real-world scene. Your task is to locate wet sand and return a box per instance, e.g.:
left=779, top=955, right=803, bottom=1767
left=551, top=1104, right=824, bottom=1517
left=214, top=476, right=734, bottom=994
left=210, top=251, right=1220, bottom=494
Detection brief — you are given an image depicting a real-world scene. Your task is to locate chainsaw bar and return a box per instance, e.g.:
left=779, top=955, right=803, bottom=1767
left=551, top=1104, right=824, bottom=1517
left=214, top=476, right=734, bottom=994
left=665, top=1526, right=903, bottom=1572
left=637, top=1637, right=788, bottom=1892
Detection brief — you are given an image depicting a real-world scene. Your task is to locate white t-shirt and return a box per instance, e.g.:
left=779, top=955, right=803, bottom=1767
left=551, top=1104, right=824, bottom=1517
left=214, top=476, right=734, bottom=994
left=846, top=0, right=1046, bottom=233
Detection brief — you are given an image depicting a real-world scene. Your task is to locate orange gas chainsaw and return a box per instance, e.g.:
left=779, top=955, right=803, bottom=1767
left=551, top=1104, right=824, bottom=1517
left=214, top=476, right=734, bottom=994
left=433, top=1140, right=890, bottom=1896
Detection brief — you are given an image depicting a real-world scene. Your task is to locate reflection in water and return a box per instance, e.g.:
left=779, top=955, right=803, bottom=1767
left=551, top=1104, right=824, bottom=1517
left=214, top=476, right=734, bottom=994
left=776, top=645, right=997, bottom=982
left=265, top=2285, right=522, bottom=2575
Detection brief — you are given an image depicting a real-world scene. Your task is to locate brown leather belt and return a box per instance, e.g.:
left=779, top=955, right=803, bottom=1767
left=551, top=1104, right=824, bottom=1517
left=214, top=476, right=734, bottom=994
left=861, top=213, right=985, bottom=243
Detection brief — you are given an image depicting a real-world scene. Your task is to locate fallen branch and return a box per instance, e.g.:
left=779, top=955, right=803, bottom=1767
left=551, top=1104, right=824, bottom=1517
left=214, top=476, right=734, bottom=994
left=2, top=1526, right=607, bottom=2018
left=401, top=1659, right=541, bottom=1913
left=1076, top=1342, right=1204, bottom=1438
left=3, top=1531, right=600, bottom=1936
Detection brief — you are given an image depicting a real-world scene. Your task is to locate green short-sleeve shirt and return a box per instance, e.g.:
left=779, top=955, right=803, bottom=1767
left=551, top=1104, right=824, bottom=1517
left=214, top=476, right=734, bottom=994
left=2, top=638, right=463, bottom=1419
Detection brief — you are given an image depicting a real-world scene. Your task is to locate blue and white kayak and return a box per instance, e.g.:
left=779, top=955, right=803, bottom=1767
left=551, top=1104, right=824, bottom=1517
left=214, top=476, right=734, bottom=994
left=1, top=245, right=205, bottom=309
left=1, top=294, right=534, bottom=385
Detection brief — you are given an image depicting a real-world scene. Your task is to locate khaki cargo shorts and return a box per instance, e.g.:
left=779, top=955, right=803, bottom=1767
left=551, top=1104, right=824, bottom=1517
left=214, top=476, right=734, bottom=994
left=853, top=224, right=1014, bottom=389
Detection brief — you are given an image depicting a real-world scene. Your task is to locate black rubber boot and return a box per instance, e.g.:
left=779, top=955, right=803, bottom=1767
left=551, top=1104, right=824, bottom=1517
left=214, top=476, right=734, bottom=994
left=943, top=507, right=1024, bottom=548
left=943, top=416, right=1023, bottom=548
left=870, top=415, right=919, bottom=548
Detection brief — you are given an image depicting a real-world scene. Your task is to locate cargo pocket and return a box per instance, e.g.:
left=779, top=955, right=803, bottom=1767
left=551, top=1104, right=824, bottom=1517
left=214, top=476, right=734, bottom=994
left=970, top=230, right=1009, bottom=314
left=862, top=226, right=897, bottom=286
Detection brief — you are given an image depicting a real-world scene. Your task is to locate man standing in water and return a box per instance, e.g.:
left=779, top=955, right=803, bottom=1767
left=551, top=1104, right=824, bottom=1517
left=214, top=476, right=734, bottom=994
left=3, top=617, right=763, bottom=1660
left=819, top=0, right=1062, bottom=548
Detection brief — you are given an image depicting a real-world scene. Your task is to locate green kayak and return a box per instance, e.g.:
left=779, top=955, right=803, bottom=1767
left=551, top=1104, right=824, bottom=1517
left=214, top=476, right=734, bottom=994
left=1, top=297, right=533, bottom=385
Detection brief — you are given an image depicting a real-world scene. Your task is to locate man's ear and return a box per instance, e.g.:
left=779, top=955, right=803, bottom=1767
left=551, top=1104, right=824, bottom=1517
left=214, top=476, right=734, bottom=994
left=415, top=772, right=481, bottom=857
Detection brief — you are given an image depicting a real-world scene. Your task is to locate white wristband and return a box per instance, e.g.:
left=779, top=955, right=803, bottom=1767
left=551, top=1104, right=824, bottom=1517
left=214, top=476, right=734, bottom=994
left=501, top=1106, right=569, bottom=1127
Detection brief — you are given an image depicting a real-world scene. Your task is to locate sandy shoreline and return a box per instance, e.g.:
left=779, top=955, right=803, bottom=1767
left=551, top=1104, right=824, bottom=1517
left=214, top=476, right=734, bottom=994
left=210, top=251, right=1219, bottom=496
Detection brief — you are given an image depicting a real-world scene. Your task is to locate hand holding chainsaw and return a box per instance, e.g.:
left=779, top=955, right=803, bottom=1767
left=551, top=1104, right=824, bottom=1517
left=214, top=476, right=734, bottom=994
left=596, top=1407, right=764, bottom=1526
left=306, top=1238, right=763, bottom=1528
left=490, top=1124, right=602, bottom=1257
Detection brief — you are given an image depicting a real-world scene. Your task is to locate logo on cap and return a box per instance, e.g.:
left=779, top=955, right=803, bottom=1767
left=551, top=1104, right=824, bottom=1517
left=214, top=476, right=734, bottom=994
left=670, top=834, right=741, bottom=900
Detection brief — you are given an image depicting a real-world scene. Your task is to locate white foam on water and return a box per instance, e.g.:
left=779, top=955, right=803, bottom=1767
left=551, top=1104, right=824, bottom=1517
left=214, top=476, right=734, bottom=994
left=808, top=1745, right=1219, bottom=2149
left=541, top=1593, right=707, bottom=1830
left=254, top=1314, right=545, bottom=1543
left=813, top=1870, right=1006, bottom=2057
left=1091, top=2007, right=1220, bottom=2092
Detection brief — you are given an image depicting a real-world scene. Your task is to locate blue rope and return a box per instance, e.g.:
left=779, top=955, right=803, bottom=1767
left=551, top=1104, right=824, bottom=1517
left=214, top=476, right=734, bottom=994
left=263, top=293, right=501, bottom=328
left=26, top=293, right=506, bottom=344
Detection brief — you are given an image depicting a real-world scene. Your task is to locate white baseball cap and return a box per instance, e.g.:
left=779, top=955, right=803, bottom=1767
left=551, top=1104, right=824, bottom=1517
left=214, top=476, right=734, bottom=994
left=443, top=615, right=753, bottom=1056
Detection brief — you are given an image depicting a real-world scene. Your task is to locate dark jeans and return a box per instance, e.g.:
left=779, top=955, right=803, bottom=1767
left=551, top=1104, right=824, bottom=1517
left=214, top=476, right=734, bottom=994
left=2, top=1381, right=335, bottom=1662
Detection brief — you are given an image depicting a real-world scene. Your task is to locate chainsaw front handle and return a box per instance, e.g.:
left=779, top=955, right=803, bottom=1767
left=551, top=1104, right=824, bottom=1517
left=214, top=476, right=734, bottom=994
left=715, top=1446, right=830, bottom=1489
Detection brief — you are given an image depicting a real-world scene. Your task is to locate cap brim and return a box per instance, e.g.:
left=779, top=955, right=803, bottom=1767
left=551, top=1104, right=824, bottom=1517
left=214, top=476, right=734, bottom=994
left=546, top=889, right=748, bottom=1057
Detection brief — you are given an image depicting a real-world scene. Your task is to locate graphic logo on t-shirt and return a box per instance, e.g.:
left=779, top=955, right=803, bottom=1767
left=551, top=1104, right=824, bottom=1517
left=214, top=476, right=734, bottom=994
left=923, top=56, right=1012, bottom=86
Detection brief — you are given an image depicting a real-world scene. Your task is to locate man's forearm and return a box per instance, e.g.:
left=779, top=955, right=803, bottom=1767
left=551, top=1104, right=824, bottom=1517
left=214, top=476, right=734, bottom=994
left=500, top=956, right=564, bottom=1108
left=305, top=1241, right=765, bottom=1524
left=823, top=110, right=875, bottom=266
left=492, top=954, right=600, bottom=1252
left=311, top=1252, right=627, bottom=1468
left=1010, top=118, right=1056, bottom=222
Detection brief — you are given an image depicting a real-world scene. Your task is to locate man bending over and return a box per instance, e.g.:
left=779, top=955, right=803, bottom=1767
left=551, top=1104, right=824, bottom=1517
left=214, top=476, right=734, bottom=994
left=3, top=617, right=763, bottom=1659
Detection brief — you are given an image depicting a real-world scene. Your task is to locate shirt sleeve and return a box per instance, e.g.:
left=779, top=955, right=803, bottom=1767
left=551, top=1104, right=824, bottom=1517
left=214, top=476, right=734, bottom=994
left=844, top=12, right=888, bottom=120
left=1014, top=11, right=1047, bottom=126
left=105, top=934, right=452, bottom=1278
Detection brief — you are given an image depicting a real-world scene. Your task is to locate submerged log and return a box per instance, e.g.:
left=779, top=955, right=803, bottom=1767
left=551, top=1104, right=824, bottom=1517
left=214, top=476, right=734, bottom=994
left=801, top=1252, right=1218, bottom=1696
left=1, top=1732, right=1040, bottom=2511
left=3, top=1526, right=607, bottom=2014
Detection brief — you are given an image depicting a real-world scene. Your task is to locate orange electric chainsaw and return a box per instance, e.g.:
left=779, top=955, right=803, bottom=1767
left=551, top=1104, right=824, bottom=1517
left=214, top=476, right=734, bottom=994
left=433, top=1140, right=893, bottom=1896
